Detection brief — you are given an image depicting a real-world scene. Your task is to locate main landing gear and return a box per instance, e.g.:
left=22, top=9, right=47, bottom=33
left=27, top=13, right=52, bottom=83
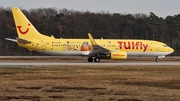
left=155, top=56, right=159, bottom=62
left=87, top=57, right=100, bottom=62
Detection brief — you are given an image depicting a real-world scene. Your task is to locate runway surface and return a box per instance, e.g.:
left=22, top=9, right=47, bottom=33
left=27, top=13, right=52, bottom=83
left=0, top=61, right=179, bottom=67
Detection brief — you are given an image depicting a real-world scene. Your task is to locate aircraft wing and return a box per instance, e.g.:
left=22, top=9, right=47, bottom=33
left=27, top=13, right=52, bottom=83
left=88, top=33, right=110, bottom=56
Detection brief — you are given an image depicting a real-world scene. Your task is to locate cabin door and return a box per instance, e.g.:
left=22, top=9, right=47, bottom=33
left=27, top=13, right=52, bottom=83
left=42, top=42, right=46, bottom=50
left=156, top=43, right=159, bottom=51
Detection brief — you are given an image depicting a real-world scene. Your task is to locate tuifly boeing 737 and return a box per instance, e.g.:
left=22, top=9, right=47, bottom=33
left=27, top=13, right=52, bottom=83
left=6, top=7, right=174, bottom=62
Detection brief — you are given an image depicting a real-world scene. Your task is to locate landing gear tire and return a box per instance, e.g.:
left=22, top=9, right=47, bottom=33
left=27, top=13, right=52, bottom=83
left=88, top=57, right=93, bottom=62
left=94, top=57, right=100, bottom=62
left=155, top=56, right=159, bottom=62
left=155, top=59, right=159, bottom=62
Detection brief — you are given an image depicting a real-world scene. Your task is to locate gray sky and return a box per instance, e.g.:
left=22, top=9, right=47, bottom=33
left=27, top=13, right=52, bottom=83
left=1, top=0, right=180, bottom=17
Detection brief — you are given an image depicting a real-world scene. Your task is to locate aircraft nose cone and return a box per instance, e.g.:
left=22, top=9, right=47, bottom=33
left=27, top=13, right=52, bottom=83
left=169, top=47, right=174, bottom=53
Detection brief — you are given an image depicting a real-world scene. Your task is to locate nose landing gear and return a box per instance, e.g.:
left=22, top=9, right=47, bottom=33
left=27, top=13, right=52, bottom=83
left=155, top=56, right=159, bottom=62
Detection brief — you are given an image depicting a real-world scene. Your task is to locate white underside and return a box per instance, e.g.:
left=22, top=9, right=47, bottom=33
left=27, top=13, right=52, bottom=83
left=36, top=50, right=172, bottom=57
left=37, top=50, right=90, bottom=56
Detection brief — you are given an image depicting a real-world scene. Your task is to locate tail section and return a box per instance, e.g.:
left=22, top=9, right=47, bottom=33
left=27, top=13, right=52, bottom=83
left=12, top=7, right=50, bottom=40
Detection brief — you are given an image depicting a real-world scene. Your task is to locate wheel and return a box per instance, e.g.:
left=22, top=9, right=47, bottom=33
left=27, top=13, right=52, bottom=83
left=87, top=57, right=93, bottom=62
left=94, top=57, right=100, bottom=62
left=155, top=59, right=159, bottom=62
left=155, top=56, right=159, bottom=62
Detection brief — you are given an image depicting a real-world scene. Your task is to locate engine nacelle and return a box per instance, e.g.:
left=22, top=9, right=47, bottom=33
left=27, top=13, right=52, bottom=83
left=110, top=51, right=127, bottom=60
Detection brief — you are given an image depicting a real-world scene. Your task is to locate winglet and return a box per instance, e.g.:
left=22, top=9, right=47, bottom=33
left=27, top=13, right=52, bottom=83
left=88, top=33, right=98, bottom=46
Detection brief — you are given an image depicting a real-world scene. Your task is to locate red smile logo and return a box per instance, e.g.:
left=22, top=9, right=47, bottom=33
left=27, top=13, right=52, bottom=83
left=17, top=23, right=30, bottom=34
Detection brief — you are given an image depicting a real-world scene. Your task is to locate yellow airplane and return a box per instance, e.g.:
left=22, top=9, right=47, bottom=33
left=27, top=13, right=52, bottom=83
left=6, top=7, right=174, bottom=62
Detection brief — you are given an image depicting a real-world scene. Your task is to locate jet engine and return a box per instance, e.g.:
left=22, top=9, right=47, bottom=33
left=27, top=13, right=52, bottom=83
left=110, top=51, right=127, bottom=60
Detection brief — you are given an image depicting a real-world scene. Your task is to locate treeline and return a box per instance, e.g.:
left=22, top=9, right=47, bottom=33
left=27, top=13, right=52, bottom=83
left=0, top=6, right=180, bottom=55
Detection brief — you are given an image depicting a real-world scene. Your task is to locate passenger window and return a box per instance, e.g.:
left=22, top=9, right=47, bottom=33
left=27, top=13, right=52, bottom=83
left=163, top=45, right=168, bottom=47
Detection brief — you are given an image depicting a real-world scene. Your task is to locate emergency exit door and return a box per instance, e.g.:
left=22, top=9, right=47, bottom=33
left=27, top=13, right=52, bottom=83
left=42, top=42, right=46, bottom=50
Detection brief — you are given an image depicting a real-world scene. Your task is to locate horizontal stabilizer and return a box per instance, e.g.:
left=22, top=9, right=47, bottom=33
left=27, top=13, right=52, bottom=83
left=5, top=38, right=17, bottom=42
left=16, top=38, right=31, bottom=44
left=5, top=38, right=31, bottom=44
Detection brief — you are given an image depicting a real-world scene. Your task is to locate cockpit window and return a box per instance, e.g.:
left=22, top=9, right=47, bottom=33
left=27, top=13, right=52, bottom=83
left=163, top=44, right=168, bottom=47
